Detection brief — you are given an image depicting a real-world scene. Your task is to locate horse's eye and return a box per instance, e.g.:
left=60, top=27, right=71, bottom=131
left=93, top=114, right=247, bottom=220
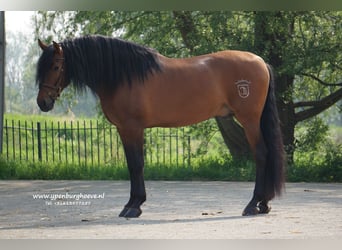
left=53, top=66, right=59, bottom=71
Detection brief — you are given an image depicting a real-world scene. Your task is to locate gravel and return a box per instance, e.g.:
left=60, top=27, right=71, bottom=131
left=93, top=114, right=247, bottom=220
left=0, top=180, right=341, bottom=239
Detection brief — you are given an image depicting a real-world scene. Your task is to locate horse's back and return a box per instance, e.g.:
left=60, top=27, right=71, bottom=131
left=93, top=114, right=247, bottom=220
left=138, top=51, right=268, bottom=127
left=102, top=50, right=270, bottom=129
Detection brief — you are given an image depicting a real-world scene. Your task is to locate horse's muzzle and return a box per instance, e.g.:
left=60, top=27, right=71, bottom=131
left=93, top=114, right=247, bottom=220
left=37, top=96, right=55, bottom=112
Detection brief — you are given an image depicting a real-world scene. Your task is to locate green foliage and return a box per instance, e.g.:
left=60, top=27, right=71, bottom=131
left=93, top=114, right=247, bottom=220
left=290, top=118, right=342, bottom=182
left=187, top=119, right=222, bottom=156
left=290, top=141, right=342, bottom=182
left=295, top=117, right=329, bottom=152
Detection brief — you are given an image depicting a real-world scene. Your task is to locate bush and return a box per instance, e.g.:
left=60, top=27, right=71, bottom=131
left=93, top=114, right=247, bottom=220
left=289, top=141, right=342, bottom=182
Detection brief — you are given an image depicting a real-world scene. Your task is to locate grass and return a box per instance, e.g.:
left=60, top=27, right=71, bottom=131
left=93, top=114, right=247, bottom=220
left=0, top=154, right=256, bottom=181
left=1, top=151, right=341, bottom=182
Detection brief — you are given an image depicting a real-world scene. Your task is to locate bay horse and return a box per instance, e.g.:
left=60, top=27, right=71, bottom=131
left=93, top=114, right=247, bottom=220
left=36, top=35, right=285, bottom=218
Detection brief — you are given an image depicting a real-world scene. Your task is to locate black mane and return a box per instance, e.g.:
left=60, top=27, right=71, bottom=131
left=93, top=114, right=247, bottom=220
left=36, top=35, right=162, bottom=93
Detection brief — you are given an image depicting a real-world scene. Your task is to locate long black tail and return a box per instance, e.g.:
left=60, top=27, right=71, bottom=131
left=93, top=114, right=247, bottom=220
left=260, top=64, right=286, bottom=199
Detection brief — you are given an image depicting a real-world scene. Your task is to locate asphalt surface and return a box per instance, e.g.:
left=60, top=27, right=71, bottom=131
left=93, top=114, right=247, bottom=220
left=0, top=180, right=341, bottom=239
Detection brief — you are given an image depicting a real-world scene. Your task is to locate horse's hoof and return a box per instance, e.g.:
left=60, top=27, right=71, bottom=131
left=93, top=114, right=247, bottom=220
left=118, top=207, right=130, bottom=217
left=258, top=203, right=271, bottom=214
left=242, top=206, right=259, bottom=216
left=119, top=207, right=142, bottom=218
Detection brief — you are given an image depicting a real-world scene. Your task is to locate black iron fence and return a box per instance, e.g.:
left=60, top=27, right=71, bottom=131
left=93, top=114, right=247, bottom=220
left=2, top=119, right=192, bottom=166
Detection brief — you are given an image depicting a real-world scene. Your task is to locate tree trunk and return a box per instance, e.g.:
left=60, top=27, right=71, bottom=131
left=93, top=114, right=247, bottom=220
left=276, top=77, right=296, bottom=163
left=215, top=117, right=252, bottom=159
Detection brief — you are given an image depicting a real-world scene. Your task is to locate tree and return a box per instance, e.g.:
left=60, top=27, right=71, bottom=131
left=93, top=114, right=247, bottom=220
left=252, top=11, right=342, bottom=160
left=5, top=31, right=30, bottom=113
left=35, top=11, right=342, bottom=162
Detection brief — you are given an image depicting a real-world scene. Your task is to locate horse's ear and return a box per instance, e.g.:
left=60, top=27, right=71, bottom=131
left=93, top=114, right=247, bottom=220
left=52, top=41, right=63, bottom=55
left=38, top=39, right=48, bottom=50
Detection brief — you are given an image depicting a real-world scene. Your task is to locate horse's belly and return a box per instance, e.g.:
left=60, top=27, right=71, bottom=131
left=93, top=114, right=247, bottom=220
left=145, top=100, right=228, bottom=128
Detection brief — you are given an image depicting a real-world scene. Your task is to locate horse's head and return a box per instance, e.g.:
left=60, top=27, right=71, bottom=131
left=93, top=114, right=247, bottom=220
left=36, top=39, right=68, bottom=112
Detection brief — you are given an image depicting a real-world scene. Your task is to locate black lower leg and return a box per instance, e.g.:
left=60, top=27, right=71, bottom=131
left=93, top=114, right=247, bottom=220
left=242, top=196, right=271, bottom=216
left=243, top=137, right=268, bottom=216
left=118, top=128, right=146, bottom=218
left=119, top=177, right=146, bottom=218
left=258, top=200, right=271, bottom=214
left=242, top=194, right=260, bottom=216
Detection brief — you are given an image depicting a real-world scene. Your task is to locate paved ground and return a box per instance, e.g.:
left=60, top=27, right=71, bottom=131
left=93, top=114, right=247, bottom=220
left=0, top=181, right=341, bottom=239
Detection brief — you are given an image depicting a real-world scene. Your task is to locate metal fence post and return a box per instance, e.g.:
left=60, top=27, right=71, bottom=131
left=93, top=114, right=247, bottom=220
left=37, top=122, right=42, bottom=161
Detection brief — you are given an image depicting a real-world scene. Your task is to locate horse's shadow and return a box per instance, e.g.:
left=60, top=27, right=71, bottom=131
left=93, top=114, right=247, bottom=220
left=124, top=214, right=246, bottom=225
left=0, top=214, right=258, bottom=231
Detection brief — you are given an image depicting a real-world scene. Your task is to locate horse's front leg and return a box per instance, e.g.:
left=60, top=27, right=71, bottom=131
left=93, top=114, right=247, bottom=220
left=118, top=127, right=146, bottom=218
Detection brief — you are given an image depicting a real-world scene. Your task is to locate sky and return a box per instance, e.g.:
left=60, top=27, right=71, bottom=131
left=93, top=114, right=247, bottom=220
left=5, top=11, right=35, bottom=35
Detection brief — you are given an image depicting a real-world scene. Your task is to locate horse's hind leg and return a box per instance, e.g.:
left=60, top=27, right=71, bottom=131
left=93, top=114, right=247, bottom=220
left=239, top=123, right=270, bottom=216
left=118, top=127, right=146, bottom=218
